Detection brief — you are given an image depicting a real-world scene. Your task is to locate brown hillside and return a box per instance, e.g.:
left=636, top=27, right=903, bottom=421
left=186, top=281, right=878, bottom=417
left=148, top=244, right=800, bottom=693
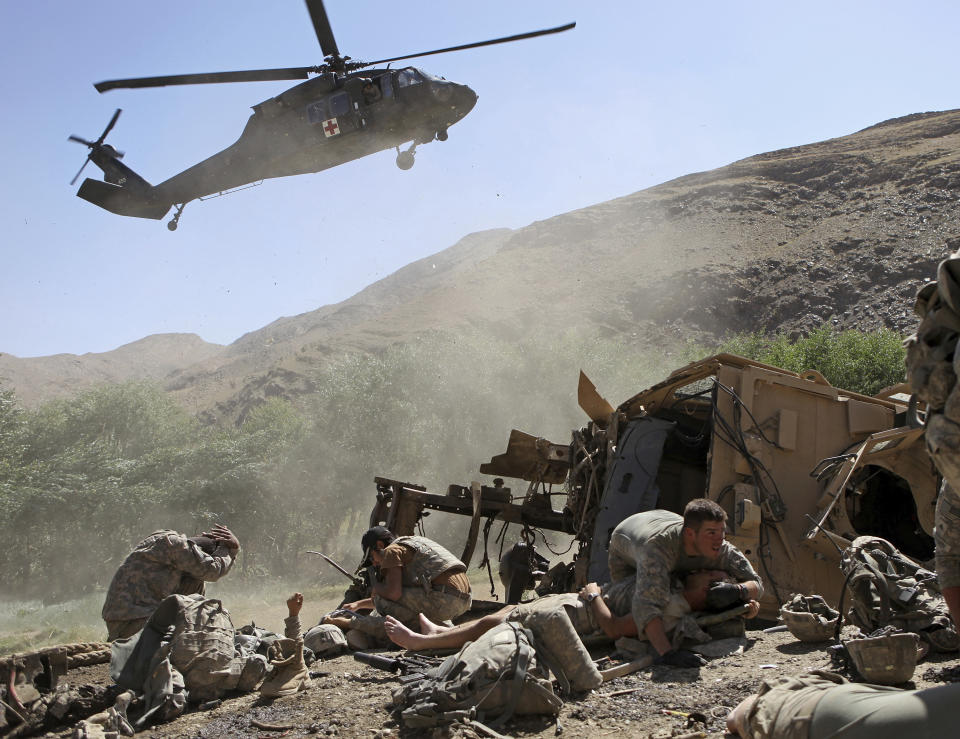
left=6, top=110, right=960, bottom=419
left=0, top=333, right=224, bottom=408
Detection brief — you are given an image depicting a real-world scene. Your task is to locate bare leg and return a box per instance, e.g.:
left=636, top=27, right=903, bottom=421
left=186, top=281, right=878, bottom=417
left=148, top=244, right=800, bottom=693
left=387, top=609, right=513, bottom=651
left=419, top=613, right=448, bottom=635
left=384, top=617, right=430, bottom=650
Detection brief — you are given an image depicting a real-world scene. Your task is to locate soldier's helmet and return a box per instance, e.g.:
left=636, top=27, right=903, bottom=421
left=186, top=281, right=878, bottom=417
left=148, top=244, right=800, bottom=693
left=845, top=631, right=919, bottom=684
left=780, top=593, right=839, bottom=642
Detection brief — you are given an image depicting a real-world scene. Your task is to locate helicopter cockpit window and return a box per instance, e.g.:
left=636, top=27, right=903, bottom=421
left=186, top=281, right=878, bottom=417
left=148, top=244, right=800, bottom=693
left=397, top=69, right=423, bottom=88
left=328, top=92, right=351, bottom=116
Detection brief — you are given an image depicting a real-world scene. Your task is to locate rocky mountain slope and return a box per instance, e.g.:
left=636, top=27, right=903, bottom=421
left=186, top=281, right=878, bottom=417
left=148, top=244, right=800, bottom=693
left=4, top=110, right=960, bottom=418
left=0, top=333, right=224, bottom=408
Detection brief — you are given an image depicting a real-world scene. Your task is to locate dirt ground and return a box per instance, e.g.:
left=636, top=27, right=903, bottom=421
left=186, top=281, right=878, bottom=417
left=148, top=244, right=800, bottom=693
left=25, top=621, right=960, bottom=739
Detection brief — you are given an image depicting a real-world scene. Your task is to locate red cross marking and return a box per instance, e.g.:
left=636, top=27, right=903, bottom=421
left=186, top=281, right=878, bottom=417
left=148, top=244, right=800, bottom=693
left=323, top=118, right=340, bottom=137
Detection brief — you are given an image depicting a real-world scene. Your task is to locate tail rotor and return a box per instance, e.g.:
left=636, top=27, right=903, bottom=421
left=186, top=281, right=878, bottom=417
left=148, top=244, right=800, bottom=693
left=69, top=108, right=124, bottom=185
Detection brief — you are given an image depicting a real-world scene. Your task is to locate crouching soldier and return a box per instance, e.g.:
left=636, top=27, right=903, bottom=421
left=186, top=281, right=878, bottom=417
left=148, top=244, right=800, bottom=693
left=327, top=526, right=471, bottom=645
left=609, top=499, right=763, bottom=667
left=102, top=525, right=240, bottom=641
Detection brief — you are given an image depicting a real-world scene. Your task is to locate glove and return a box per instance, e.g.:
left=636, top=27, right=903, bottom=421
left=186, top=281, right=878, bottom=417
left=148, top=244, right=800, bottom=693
left=655, top=649, right=707, bottom=668
left=705, top=581, right=745, bottom=611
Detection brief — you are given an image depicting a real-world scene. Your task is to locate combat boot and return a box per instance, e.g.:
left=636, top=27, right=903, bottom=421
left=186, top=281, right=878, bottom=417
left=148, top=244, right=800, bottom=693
left=259, top=638, right=311, bottom=698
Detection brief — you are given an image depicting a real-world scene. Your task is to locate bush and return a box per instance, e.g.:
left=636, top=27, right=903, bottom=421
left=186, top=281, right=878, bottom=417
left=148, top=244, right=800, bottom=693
left=717, top=325, right=906, bottom=396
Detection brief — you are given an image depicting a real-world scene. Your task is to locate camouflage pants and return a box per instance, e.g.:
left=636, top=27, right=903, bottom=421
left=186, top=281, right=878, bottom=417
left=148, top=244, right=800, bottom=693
left=349, top=586, right=471, bottom=640
left=737, top=672, right=846, bottom=739
left=607, top=533, right=690, bottom=635
left=935, top=480, right=960, bottom=589
left=508, top=594, right=602, bottom=691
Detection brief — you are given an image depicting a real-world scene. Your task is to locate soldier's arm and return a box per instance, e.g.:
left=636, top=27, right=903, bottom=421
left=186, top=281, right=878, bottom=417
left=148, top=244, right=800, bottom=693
left=580, top=583, right=638, bottom=638
left=165, top=533, right=235, bottom=582
left=721, top=545, right=764, bottom=599
left=284, top=593, right=304, bottom=639
left=632, top=543, right=676, bottom=654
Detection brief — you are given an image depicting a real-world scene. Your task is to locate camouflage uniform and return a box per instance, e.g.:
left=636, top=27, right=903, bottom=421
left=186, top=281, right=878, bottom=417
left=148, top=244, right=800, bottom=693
left=608, top=509, right=762, bottom=634
left=737, top=671, right=960, bottom=739
left=507, top=593, right=602, bottom=691
left=350, top=536, right=471, bottom=641
left=906, top=253, right=960, bottom=590
left=935, top=482, right=960, bottom=589
left=102, top=530, right=237, bottom=641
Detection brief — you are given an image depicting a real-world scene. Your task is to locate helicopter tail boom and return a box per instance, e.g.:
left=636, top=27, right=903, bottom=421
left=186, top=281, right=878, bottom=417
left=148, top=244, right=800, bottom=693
left=77, top=178, right=171, bottom=220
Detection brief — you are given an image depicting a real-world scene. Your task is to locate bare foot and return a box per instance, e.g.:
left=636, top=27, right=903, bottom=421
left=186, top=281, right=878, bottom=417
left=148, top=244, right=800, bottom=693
left=384, top=616, right=427, bottom=649
left=418, top=613, right=448, bottom=635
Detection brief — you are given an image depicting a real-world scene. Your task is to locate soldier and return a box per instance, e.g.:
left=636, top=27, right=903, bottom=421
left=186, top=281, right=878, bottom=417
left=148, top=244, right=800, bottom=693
left=905, top=252, right=960, bottom=628
left=608, top=499, right=763, bottom=667
left=726, top=670, right=960, bottom=738
left=325, top=526, right=471, bottom=644
left=384, top=569, right=758, bottom=651
left=101, top=524, right=240, bottom=641
left=384, top=570, right=760, bottom=691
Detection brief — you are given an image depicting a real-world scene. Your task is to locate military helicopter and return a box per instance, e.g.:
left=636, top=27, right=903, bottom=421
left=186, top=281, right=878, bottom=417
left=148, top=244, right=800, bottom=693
left=69, top=1, right=574, bottom=231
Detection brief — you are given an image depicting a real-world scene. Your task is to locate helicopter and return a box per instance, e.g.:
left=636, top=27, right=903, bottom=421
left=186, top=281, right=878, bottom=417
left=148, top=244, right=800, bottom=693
left=69, top=1, right=574, bottom=231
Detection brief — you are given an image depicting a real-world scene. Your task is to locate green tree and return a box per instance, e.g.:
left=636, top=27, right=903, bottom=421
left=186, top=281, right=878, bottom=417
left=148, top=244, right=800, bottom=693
left=717, top=325, right=906, bottom=396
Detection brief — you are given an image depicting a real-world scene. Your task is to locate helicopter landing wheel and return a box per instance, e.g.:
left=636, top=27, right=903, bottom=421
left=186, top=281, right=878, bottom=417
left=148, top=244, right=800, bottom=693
left=396, top=151, right=415, bottom=170
left=436, top=128, right=448, bottom=142
left=167, top=203, right=186, bottom=231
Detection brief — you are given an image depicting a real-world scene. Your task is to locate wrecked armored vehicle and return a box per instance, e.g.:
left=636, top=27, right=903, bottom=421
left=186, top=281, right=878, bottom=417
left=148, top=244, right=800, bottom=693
left=368, top=354, right=938, bottom=619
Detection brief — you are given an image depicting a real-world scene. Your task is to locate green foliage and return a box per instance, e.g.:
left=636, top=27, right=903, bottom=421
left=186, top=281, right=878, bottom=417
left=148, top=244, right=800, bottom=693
left=0, top=332, right=682, bottom=601
left=716, top=325, right=907, bottom=396
left=0, top=382, right=310, bottom=599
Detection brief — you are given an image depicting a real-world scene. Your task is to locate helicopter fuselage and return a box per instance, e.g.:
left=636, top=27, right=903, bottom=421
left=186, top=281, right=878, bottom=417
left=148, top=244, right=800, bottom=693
left=78, top=67, right=477, bottom=222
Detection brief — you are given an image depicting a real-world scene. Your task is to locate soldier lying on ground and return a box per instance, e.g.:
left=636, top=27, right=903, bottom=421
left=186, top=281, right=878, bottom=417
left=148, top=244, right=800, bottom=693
left=610, top=499, right=763, bottom=666
left=383, top=569, right=760, bottom=652
left=322, top=526, right=472, bottom=646
left=101, top=525, right=240, bottom=641
left=725, top=670, right=960, bottom=739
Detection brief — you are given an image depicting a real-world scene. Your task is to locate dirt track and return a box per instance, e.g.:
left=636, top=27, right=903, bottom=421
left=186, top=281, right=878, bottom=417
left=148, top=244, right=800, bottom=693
left=34, top=623, right=960, bottom=738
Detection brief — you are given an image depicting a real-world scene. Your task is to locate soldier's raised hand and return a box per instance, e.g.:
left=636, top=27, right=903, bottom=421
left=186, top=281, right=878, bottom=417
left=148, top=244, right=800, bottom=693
left=209, top=524, right=240, bottom=552
left=287, top=592, right=304, bottom=617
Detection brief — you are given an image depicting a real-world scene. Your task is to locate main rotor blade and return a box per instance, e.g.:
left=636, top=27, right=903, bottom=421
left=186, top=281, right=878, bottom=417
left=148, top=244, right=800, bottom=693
left=94, top=67, right=316, bottom=93
left=363, top=21, right=576, bottom=67
left=304, top=0, right=339, bottom=59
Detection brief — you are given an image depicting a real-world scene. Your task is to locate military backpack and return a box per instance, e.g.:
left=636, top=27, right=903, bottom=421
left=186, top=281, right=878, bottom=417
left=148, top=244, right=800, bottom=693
left=392, top=621, right=563, bottom=729
left=840, top=536, right=958, bottom=652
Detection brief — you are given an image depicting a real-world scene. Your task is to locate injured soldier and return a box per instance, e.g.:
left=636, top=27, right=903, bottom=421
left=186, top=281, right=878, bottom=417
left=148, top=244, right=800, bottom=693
left=384, top=569, right=759, bottom=659
left=726, top=671, right=960, bottom=739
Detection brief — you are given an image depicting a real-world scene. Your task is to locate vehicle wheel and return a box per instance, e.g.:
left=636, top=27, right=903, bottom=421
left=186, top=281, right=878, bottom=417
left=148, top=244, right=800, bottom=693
left=396, top=151, right=415, bottom=170
left=167, top=219, right=178, bottom=231
left=436, top=129, right=448, bottom=142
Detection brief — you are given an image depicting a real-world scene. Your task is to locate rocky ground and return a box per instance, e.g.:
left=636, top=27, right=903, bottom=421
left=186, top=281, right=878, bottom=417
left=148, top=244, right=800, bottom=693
left=15, top=622, right=960, bottom=739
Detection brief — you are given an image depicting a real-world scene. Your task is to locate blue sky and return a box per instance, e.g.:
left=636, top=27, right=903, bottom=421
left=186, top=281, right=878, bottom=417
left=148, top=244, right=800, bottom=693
left=2, top=1, right=958, bottom=358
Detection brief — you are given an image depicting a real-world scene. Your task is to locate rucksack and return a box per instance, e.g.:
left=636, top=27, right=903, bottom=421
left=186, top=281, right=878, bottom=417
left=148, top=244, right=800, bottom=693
left=840, top=536, right=958, bottom=652
left=166, top=595, right=238, bottom=701
left=392, top=621, right=563, bottom=729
